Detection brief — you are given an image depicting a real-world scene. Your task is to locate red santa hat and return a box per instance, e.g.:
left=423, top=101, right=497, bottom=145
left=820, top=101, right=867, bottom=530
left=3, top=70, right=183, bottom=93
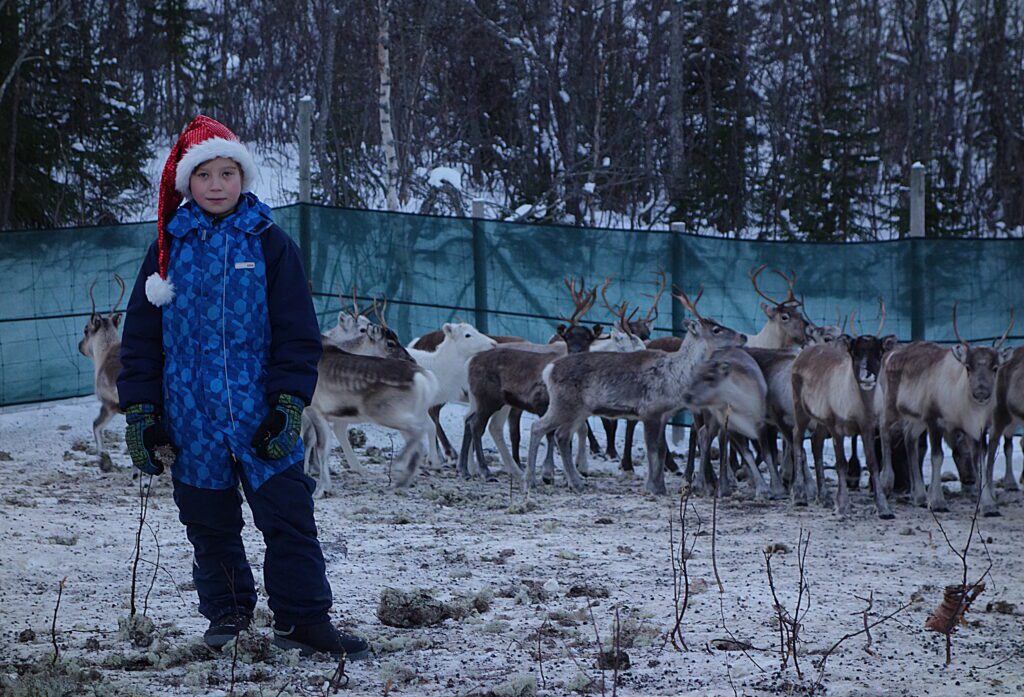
left=145, top=115, right=258, bottom=306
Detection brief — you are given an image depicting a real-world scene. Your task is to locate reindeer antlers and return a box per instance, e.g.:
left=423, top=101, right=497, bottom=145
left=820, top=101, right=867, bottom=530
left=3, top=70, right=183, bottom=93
left=644, top=270, right=667, bottom=322
left=600, top=278, right=638, bottom=335
left=672, top=284, right=705, bottom=321
left=956, top=301, right=1016, bottom=349
left=561, top=276, right=598, bottom=326
left=372, top=296, right=390, bottom=329
left=995, top=309, right=1015, bottom=349
left=749, top=264, right=802, bottom=308
left=88, top=275, right=127, bottom=318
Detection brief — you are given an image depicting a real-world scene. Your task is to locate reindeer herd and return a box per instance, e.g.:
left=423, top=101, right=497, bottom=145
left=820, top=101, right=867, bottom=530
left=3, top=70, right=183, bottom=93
left=78, top=267, right=1023, bottom=519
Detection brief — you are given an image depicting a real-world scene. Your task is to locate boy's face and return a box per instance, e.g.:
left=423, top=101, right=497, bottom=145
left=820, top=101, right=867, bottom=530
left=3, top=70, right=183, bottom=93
left=189, top=157, right=242, bottom=216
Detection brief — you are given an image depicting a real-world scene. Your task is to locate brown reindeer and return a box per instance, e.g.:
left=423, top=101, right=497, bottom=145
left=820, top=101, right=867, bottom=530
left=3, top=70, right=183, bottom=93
left=78, top=275, right=126, bottom=471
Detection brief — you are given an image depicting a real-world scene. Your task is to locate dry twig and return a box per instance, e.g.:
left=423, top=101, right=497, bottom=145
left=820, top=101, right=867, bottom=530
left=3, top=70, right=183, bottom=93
left=51, top=576, right=67, bottom=666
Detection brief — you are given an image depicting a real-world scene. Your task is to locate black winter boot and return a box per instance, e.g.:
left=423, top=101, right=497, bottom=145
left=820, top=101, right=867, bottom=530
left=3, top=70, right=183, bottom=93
left=272, top=621, right=371, bottom=660
left=204, top=612, right=252, bottom=649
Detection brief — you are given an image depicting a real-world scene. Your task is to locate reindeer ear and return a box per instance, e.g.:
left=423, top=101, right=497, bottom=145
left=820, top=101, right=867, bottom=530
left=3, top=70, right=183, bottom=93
left=761, top=302, right=775, bottom=318
left=716, top=361, right=731, bottom=377
left=442, top=323, right=455, bottom=336
left=881, top=334, right=898, bottom=352
left=998, top=346, right=1014, bottom=366
left=951, top=343, right=969, bottom=365
left=556, top=324, right=567, bottom=337
left=112, top=313, right=122, bottom=328
left=592, top=323, right=603, bottom=337
left=835, top=334, right=852, bottom=351
left=684, top=319, right=699, bottom=335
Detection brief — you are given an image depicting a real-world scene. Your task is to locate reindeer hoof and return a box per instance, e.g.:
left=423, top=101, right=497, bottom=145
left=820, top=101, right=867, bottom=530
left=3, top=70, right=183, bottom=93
left=982, top=506, right=1002, bottom=518
left=98, top=453, right=114, bottom=473
left=877, top=510, right=895, bottom=520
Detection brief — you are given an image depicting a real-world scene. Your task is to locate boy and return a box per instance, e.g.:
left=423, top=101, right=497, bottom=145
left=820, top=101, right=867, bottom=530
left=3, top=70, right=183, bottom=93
left=118, top=115, right=369, bottom=660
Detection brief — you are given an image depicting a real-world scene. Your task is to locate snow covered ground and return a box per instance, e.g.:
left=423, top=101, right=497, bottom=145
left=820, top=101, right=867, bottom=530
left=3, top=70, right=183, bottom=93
left=1, top=396, right=1022, bottom=696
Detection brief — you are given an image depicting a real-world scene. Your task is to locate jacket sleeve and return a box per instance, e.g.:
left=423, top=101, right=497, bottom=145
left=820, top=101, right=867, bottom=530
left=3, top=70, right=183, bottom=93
left=118, top=242, right=165, bottom=409
left=261, top=224, right=323, bottom=405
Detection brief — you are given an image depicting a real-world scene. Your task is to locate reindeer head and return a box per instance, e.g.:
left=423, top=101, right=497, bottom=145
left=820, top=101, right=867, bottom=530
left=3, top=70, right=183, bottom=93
left=682, top=355, right=735, bottom=409
left=624, top=271, right=666, bottom=341
left=805, top=311, right=844, bottom=346
left=441, top=322, right=498, bottom=357
left=836, top=299, right=898, bottom=391
left=328, top=285, right=372, bottom=343
left=750, top=265, right=810, bottom=347
left=673, top=285, right=747, bottom=350
left=555, top=276, right=603, bottom=353
left=79, top=275, right=125, bottom=359
left=368, top=323, right=414, bottom=362
left=950, top=303, right=1014, bottom=404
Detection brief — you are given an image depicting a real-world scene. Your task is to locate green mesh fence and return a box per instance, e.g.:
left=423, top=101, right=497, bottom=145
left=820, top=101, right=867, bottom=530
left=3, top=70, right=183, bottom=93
left=2, top=203, right=1022, bottom=407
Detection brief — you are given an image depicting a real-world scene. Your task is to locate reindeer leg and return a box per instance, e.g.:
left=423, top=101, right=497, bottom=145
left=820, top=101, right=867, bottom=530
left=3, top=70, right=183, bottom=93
left=980, top=429, right=1001, bottom=517
left=556, top=423, right=585, bottom=493
left=642, top=416, right=668, bottom=495
left=790, top=414, right=810, bottom=507
left=525, top=414, right=555, bottom=494
left=717, top=428, right=734, bottom=499
left=736, top=436, right=771, bottom=500
left=93, top=403, right=116, bottom=471
left=393, top=421, right=426, bottom=489
left=878, top=421, right=896, bottom=496
left=586, top=421, right=601, bottom=456
left=863, top=425, right=893, bottom=519
left=925, top=423, right=948, bottom=512
left=621, top=420, right=636, bottom=472
left=331, top=419, right=367, bottom=476
left=759, top=430, right=788, bottom=499
left=695, top=423, right=715, bottom=495
left=685, top=416, right=700, bottom=483
left=542, top=433, right=557, bottom=485
left=1001, top=434, right=1018, bottom=491
left=602, top=418, right=619, bottom=460
left=575, top=426, right=589, bottom=475
left=833, top=432, right=851, bottom=515
left=487, top=406, right=522, bottom=479
left=509, top=408, right=523, bottom=467
left=847, top=433, right=862, bottom=491
left=902, top=423, right=927, bottom=507
left=429, top=405, right=456, bottom=463
left=457, top=412, right=477, bottom=479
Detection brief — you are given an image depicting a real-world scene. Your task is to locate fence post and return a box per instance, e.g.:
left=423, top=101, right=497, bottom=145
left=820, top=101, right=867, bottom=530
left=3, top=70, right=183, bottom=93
left=298, top=96, right=313, bottom=280
left=909, top=162, right=925, bottom=340
left=471, top=199, right=490, bottom=334
left=669, top=222, right=686, bottom=336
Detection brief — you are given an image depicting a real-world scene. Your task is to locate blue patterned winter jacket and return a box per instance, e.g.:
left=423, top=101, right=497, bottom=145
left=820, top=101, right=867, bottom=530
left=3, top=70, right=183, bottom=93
left=118, top=193, right=322, bottom=490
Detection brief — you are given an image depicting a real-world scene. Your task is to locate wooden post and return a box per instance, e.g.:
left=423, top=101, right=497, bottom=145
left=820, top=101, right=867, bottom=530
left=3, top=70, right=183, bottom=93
left=471, top=199, right=489, bottom=334
left=670, top=222, right=686, bottom=336
left=909, top=162, right=925, bottom=340
left=298, top=96, right=313, bottom=281
left=909, top=162, right=925, bottom=239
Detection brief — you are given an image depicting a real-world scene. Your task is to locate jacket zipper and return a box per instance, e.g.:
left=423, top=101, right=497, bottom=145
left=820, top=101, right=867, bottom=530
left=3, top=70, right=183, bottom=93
left=218, top=220, right=237, bottom=431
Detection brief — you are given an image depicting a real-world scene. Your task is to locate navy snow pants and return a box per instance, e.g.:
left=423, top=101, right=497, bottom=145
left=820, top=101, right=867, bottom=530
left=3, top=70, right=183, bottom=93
left=172, top=462, right=333, bottom=626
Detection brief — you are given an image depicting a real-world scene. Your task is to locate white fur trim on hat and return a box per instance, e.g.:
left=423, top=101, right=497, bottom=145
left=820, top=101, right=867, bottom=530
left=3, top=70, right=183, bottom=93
left=145, top=272, right=176, bottom=307
left=174, top=137, right=258, bottom=199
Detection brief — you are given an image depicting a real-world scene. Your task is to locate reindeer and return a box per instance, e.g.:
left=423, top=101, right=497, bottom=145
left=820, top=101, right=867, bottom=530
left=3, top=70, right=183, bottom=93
left=408, top=327, right=524, bottom=463
left=322, top=286, right=373, bottom=346
left=78, top=275, right=126, bottom=471
left=791, top=300, right=898, bottom=517
left=682, top=347, right=781, bottom=499
left=303, top=298, right=415, bottom=489
left=457, top=283, right=645, bottom=484
left=882, top=305, right=1014, bottom=515
left=984, top=347, right=1024, bottom=504
left=662, top=267, right=811, bottom=475
left=526, top=287, right=746, bottom=495
left=305, top=346, right=439, bottom=494
left=600, top=272, right=665, bottom=465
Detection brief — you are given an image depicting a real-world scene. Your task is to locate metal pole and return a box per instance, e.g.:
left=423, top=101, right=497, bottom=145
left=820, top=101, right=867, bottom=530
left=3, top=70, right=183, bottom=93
left=298, top=96, right=313, bottom=282
left=471, top=199, right=489, bottom=334
left=909, top=162, right=925, bottom=340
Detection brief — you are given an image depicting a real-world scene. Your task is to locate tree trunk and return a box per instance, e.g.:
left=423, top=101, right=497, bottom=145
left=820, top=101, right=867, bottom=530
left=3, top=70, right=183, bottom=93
left=377, top=0, right=400, bottom=212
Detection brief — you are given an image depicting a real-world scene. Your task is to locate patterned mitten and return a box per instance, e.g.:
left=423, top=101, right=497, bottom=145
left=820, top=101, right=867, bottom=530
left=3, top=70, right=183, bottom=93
left=124, top=403, right=177, bottom=475
left=251, top=393, right=304, bottom=460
